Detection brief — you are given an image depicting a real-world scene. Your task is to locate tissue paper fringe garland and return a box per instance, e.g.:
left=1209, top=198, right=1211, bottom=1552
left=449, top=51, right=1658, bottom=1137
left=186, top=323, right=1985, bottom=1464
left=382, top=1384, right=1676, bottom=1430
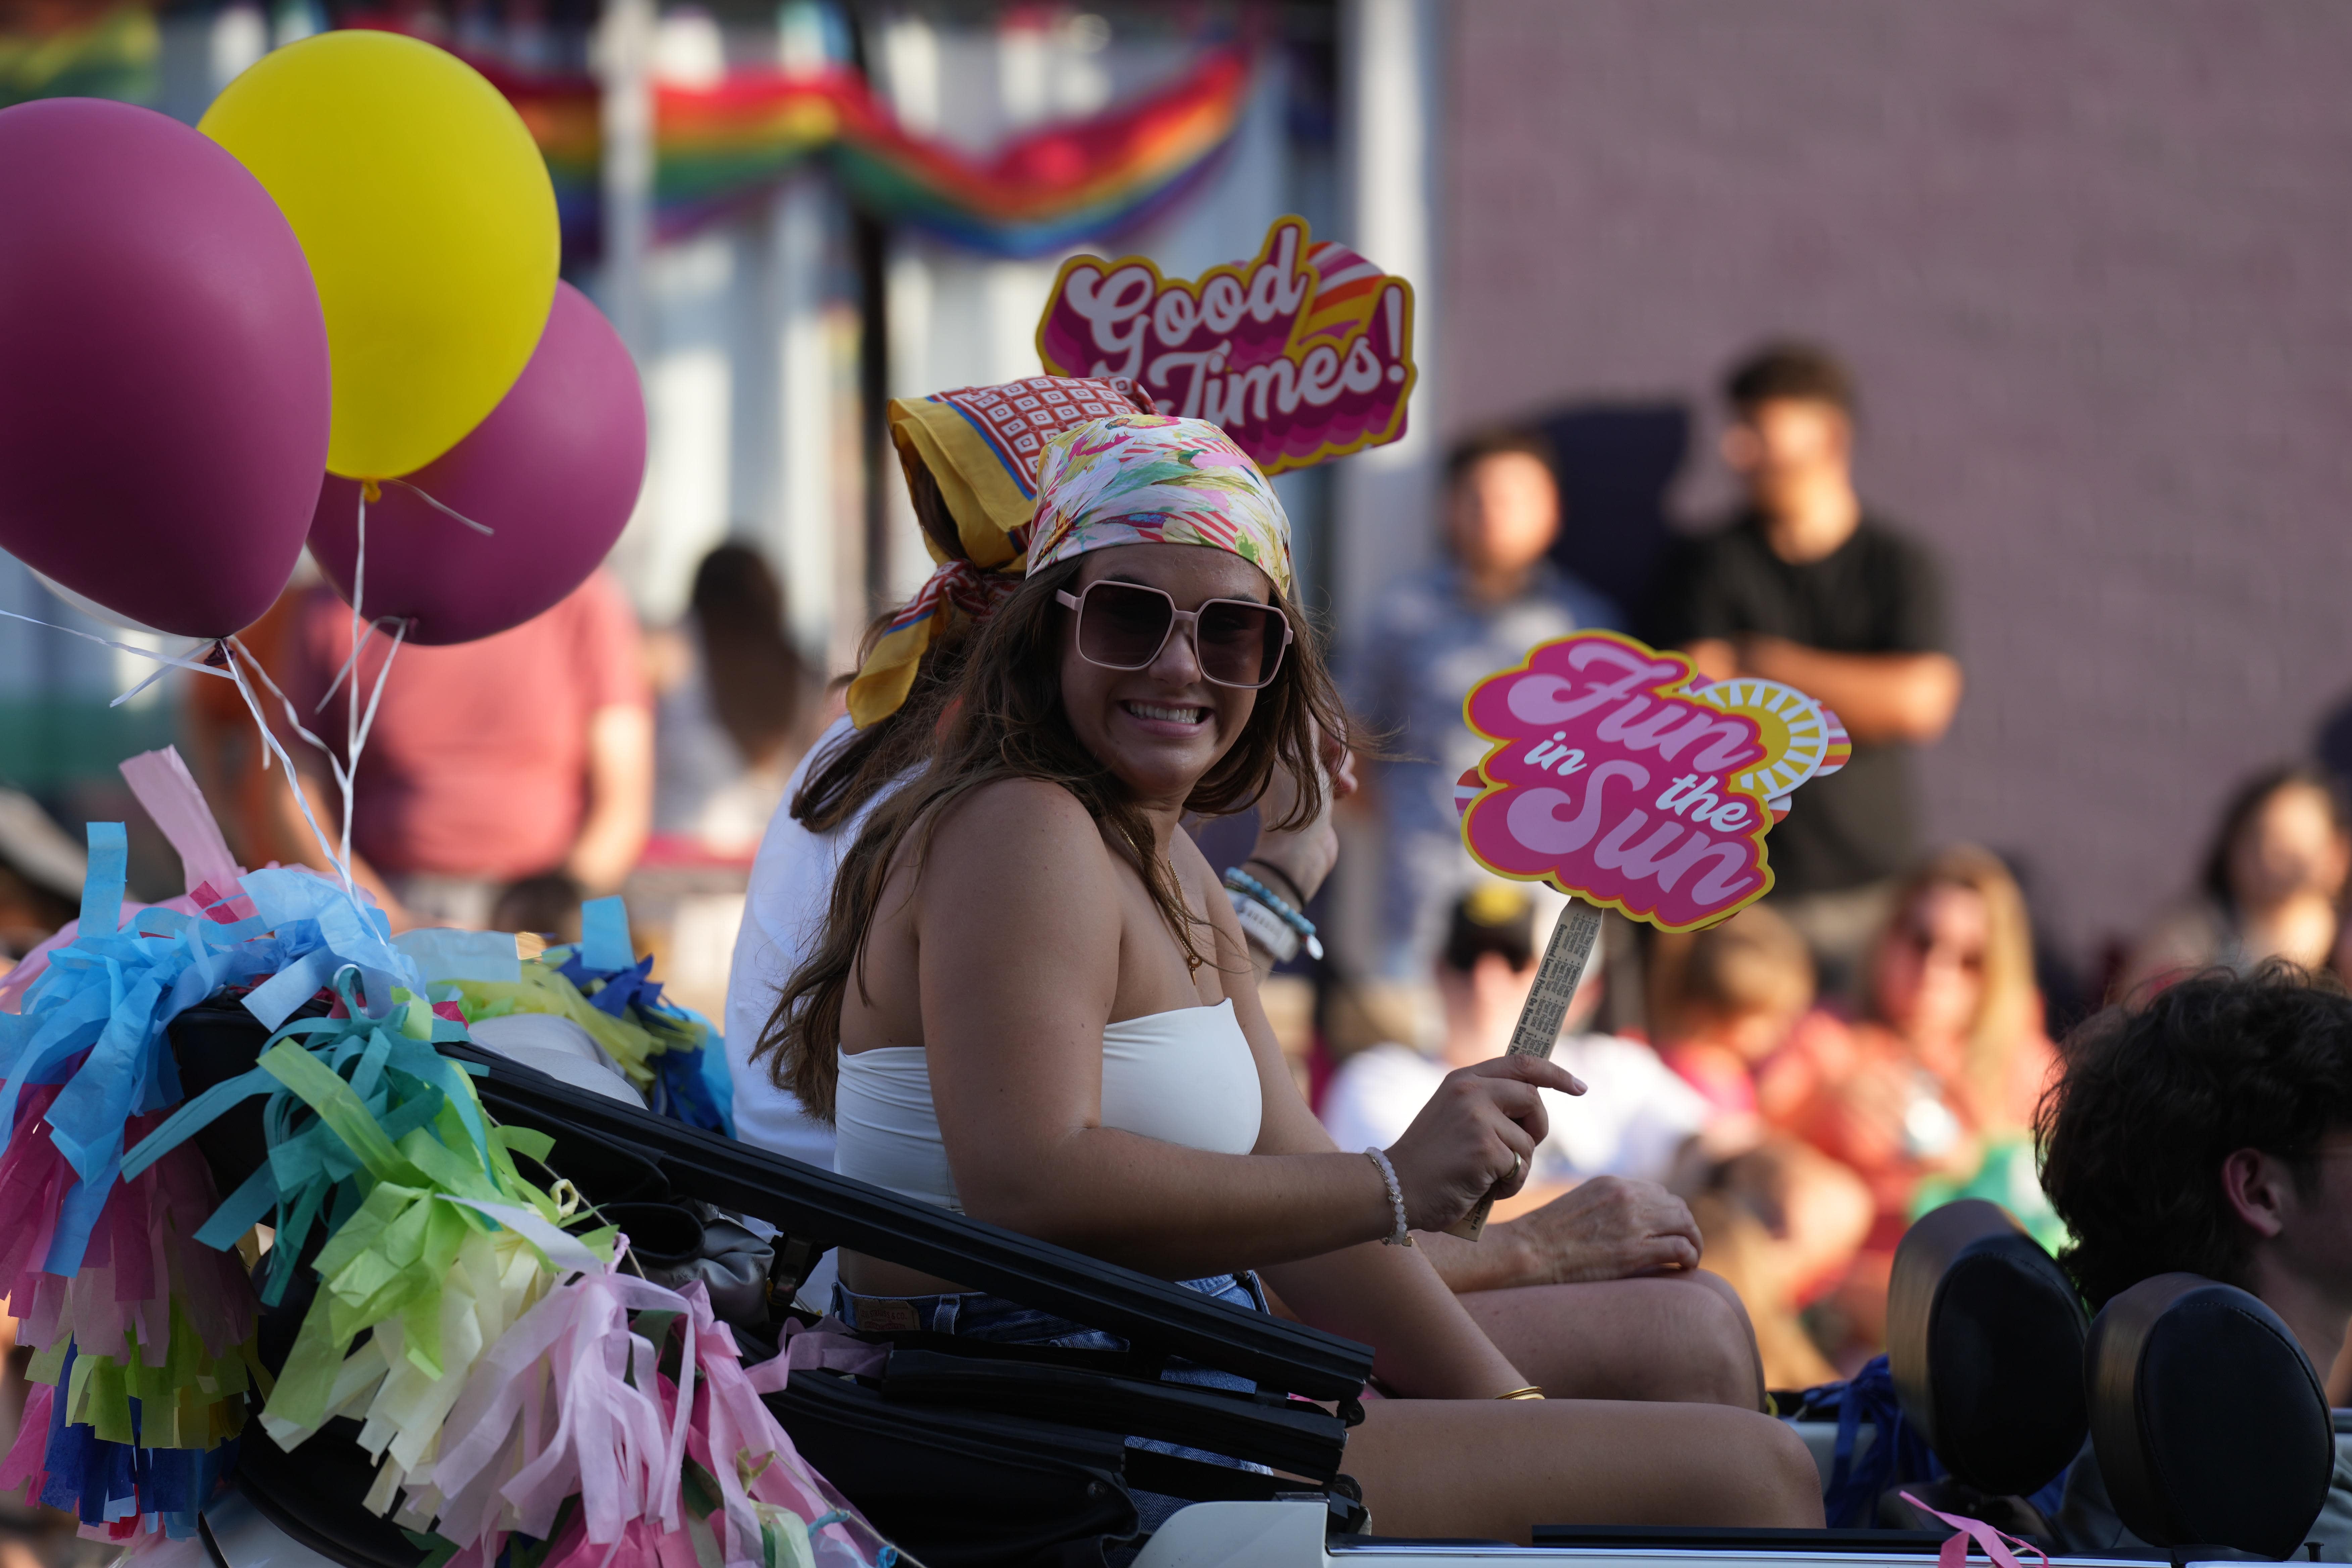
left=453, top=894, right=732, bottom=1133
left=0, top=829, right=339, bottom=1538
left=0, top=829, right=889, bottom=1565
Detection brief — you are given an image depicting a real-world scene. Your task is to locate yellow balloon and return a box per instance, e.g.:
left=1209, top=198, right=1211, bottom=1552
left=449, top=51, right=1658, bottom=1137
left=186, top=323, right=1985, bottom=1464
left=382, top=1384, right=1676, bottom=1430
left=201, top=31, right=558, bottom=479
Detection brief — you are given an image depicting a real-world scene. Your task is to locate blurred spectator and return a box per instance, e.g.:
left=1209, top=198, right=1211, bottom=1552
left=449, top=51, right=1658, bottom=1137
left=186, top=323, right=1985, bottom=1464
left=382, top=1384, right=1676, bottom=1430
left=1341, top=431, right=1619, bottom=980
left=1758, top=845, right=2059, bottom=1354
left=1656, top=342, right=1962, bottom=998
left=0, top=791, right=83, bottom=962
left=1656, top=903, right=1816, bottom=1121
left=489, top=872, right=585, bottom=944
left=2123, top=765, right=2348, bottom=999
left=648, top=543, right=829, bottom=858
left=279, top=571, right=652, bottom=931
left=1653, top=905, right=1873, bottom=1388
left=1320, top=883, right=1707, bottom=1191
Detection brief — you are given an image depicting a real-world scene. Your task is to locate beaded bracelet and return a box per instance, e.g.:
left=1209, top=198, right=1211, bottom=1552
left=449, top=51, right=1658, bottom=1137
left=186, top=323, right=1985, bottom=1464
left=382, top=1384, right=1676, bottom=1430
left=1222, top=867, right=1324, bottom=959
left=1227, top=892, right=1300, bottom=962
left=1244, top=856, right=1310, bottom=908
left=1363, top=1147, right=1413, bottom=1247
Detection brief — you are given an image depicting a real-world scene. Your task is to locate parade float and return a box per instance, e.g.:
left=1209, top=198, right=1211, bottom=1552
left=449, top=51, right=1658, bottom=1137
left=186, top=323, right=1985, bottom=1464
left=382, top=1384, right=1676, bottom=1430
left=0, top=28, right=2337, bottom=1565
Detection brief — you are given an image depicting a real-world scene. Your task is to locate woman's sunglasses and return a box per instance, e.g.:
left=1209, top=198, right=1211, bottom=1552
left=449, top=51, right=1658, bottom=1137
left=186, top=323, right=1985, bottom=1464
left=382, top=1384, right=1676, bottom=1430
left=1054, top=579, right=1293, bottom=690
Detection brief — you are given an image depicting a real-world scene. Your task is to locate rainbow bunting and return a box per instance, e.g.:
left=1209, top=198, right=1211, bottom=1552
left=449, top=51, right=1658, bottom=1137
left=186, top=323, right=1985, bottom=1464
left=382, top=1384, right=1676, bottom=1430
left=0, top=6, right=1253, bottom=255
left=477, top=42, right=1253, bottom=260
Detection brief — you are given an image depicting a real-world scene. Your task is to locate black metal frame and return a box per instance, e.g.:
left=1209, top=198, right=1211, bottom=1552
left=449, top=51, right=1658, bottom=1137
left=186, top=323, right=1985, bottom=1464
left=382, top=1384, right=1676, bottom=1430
left=444, top=1039, right=1374, bottom=1399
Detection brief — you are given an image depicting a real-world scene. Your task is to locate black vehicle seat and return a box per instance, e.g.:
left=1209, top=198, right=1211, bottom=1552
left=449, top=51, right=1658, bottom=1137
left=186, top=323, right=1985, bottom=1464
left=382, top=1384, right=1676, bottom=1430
left=2085, top=1272, right=2334, bottom=1559
left=1885, top=1198, right=2090, bottom=1501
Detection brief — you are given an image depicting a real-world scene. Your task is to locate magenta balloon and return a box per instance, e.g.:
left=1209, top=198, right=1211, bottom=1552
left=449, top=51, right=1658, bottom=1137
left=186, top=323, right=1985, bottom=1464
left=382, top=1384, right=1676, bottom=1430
left=310, top=282, right=647, bottom=645
left=0, top=99, right=329, bottom=638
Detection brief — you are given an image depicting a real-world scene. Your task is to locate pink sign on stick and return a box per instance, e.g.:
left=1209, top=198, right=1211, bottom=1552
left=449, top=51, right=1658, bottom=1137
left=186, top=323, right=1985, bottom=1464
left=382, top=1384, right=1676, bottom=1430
left=1459, top=631, right=1788, bottom=932
left=1034, top=215, right=1415, bottom=476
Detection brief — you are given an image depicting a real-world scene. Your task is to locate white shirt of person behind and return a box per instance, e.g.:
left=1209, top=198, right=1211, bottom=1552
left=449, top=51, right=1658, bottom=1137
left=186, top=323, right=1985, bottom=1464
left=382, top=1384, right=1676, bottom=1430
left=1318, top=883, right=1709, bottom=1188
left=1319, top=1031, right=1709, bottom=1188
left=725, top=716, right=887, bottom=1167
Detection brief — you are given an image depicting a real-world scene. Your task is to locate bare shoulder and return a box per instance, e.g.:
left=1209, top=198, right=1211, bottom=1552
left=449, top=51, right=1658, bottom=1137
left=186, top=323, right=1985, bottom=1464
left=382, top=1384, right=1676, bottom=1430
left=1170, top=827, right=1250, bottom=953
left=1167, top=822, right=1223, bottom=901
left=929, top=777, right=1104, bottom=853
left=918, top=778, right=1123, bottom=901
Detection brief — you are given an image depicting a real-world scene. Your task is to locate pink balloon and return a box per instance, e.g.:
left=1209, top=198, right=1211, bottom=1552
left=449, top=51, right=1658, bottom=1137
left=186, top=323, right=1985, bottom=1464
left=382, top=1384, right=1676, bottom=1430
left=310, top=283, right=647, bottom=645
left=0, top=99, right=329, bottom=638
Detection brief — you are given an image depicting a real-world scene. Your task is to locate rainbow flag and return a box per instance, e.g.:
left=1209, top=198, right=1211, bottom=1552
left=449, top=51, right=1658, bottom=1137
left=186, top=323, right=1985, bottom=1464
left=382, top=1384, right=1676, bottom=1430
left=0, top=9, right=1255, bottom=261
left=479, top=43, right=1254, bottom=261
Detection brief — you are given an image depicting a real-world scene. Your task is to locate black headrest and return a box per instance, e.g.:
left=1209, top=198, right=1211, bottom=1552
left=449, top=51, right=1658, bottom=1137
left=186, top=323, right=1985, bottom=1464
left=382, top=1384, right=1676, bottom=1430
left=1887, top=1199, right=2089, bottom=1496
left=2086, top=1273, right=2334, bottom=1558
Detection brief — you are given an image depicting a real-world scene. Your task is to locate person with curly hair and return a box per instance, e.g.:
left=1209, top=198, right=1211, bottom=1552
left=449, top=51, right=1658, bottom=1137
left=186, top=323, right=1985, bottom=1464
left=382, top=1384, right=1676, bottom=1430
left=2039, top=967, right=2352, bottom=1554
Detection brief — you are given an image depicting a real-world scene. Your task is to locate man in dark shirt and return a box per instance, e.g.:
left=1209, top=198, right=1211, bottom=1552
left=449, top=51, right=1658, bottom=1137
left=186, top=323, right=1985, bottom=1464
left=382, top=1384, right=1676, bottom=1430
left=1658, top=343, right=1962, bottom=994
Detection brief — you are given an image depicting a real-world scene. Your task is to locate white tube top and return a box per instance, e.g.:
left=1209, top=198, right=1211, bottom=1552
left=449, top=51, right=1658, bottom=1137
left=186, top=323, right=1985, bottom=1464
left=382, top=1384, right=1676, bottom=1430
left=833, top=1000, right=1265, bottom=1212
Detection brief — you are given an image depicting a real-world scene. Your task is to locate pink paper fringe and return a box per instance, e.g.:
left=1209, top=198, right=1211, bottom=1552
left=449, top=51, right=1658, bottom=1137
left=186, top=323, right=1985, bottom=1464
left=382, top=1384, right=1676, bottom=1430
left=422, top=1273, right=882, bottom=1568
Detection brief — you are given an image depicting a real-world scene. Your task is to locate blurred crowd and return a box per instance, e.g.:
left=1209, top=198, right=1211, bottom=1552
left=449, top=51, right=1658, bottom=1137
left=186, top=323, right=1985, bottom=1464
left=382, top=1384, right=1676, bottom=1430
left=0, top=341, right=2349, bottom=1392
left=1312, top=340, right=2352, bottom=1385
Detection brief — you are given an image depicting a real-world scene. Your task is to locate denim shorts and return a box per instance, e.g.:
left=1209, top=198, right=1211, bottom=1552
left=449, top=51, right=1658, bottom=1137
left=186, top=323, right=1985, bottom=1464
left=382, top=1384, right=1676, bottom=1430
left=834, top=1272, right=1269, bottom=1535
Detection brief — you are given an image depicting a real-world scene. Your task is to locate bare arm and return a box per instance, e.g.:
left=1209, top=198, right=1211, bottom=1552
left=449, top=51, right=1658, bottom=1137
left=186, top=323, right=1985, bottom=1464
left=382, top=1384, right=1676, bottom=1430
left=1686, top=636, right=1960, bottom=745
left=566, top=703, right=653, bottom=893
left=1233, top=721, right=1359, bottom=986
left=1198, top=839, right=1535, bottom=1400
left=1414, top=1176, right=1703, bottom=1295
left=918, top=783, right=1567, bottom=1319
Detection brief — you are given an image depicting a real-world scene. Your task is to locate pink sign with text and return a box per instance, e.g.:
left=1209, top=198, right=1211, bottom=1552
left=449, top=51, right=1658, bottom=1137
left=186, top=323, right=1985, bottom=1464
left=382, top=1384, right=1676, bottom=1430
left=1034, top=215, right=1415, bottom=477
left=1460, top=631, right=1783, bottom=932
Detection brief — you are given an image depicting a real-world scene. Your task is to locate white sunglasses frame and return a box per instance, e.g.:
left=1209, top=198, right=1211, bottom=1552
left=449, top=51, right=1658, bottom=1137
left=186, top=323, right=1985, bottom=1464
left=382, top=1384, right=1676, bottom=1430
left=1054, top=580, right=1294, bottom=689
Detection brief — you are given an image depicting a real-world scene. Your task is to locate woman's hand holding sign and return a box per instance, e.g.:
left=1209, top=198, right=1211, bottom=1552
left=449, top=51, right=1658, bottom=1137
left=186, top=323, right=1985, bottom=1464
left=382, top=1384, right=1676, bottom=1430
left=1387, top=1056, right=1587, bottom=1234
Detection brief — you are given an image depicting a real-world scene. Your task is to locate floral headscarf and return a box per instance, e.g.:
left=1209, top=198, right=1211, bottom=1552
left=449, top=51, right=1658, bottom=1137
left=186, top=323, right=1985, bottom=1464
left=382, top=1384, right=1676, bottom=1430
left=846, top=376, right=1156, bottom=729
left=1028, top=414, right=1293, bottom=598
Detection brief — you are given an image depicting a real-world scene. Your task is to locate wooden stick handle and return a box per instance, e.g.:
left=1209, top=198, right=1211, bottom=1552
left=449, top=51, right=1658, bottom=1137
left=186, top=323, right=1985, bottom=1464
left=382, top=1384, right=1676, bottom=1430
left=1440, top=900, right=1604, bottom=1242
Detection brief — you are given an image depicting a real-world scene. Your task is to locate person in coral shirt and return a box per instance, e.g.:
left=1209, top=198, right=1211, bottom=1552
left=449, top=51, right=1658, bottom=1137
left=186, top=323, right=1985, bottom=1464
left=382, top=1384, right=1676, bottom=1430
left=276, top=570, right=653, bottom=931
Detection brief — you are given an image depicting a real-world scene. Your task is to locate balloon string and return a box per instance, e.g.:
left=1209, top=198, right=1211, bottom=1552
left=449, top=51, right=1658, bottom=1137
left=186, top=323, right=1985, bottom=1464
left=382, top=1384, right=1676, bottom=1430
left=341, top=618, right=406, bottom=884
left=226, top=633, right=361, bottom=893
left=385, top=478, right=495, bottom=536
left=325, top=489, right=413, bottom=905
left=110, top=659, right=177, bottom=710
left=309, top=477, right=492, bottom=717
left=0, top=609, right=225, bottom=687
left=311, top=613, right=383, bottom=714
left=220, top=637, right=359, bottom=902
left=346, top=487, right=362, bottom=882
left=0, top=601, right=369, bottom=911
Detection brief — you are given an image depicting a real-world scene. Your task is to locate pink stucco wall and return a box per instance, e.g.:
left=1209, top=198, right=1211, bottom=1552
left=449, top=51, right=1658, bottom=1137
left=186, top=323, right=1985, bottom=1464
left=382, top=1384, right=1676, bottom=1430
left=1442, top=0, right=2352, bottom=964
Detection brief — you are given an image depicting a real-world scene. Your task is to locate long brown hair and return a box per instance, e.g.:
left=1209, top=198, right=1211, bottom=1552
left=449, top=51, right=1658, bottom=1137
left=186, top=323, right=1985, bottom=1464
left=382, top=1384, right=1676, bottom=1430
left=791, top=459, right=979, bottom=833
left=692, top=544, right=806, bottom=768
left=756, top=553, right=1346, bottom=1121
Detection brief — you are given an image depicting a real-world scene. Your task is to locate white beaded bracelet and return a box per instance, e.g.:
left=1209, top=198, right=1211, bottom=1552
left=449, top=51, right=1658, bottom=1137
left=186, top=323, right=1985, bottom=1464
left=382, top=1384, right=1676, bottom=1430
left=1228, top=890, right=1301, bottom=962
left=1364, top=1147, right=1413, bottom=1247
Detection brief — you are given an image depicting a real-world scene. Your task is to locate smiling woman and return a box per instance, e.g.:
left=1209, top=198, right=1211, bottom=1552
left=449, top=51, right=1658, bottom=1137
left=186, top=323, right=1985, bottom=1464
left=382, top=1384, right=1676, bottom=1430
left=754, top=414, right=1823, bottom=1541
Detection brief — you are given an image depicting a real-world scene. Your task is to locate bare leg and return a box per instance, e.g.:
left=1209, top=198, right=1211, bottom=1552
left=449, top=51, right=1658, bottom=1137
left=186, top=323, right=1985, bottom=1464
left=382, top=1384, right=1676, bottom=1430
left=1692, top=1196, right=1841, bottom=1390
left=1343, top=1396, right=1824, bottom=1541
left=1457, top=1269, right=1765, bottom=1409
